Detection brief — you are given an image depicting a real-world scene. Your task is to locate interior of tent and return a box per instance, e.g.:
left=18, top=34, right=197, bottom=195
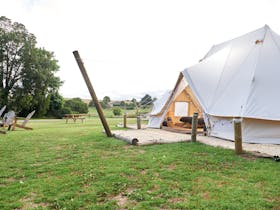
left=148, top=73, right=204, bottom=133
left=164, top=85, right=202, bottom=128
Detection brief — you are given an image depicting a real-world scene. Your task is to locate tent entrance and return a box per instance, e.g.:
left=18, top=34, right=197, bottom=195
left=148, top=73, right=203, bottom=129
left=163, top=86, right=202, bottom=129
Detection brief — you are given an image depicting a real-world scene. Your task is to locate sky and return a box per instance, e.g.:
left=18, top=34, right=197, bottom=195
left=0, top=0, right=280, bottom=100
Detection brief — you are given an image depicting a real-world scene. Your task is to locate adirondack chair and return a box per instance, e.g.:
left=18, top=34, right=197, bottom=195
left=12, top=110, right=35, bottom=130
left=0, top=106, right=7, bottom=134
left=1, top=111, right=16, bottom=131
left=0, top=105, right=6, bottom=117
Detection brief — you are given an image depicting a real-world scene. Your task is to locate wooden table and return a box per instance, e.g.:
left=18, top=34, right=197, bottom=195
left=64, top=114, right=89, bottom=123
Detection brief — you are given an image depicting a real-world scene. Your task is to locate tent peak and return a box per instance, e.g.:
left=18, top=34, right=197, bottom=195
left=264, top=24, right=270, bottom=29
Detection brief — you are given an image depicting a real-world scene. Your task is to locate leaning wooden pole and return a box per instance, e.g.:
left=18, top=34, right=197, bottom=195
left=73, top=50, right=113, bottom=137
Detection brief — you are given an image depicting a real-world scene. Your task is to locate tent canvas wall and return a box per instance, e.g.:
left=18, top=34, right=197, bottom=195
left=183, top=25, right=280, bottom=144
left=148, top=73, right=202, bottom=128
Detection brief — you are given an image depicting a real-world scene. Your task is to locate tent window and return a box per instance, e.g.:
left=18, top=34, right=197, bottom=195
left=174, top=102, right=188, bottom=117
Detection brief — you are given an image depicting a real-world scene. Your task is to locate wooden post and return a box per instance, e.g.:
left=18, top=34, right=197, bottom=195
left=234, top=118, right=243, bottom=154
left=191, top=113, right=198, bottom=142
left=73, top=51, right=113, bottom=137
left=137, top=114, right=141, bottom=129
left=123, top=113, right=127, bottom=128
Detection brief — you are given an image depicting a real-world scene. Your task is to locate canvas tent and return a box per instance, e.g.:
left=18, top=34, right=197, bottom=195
left=148, top=73, right=202, bottom=129
left=183, top=25, right=280, bottom=144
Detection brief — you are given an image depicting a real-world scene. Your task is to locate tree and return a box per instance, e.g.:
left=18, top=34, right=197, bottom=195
left=102, top=96, right=111, bottom=108
left=120, top=100, right=126, bottom=107
left=139, top=94, right=153, bottom=107
left=131, top=98, right=138, bottom=108
left=0, top=16, right=62, bottom=116
left=64, top=98, right=88, bottom=114
left=47, top=92, right=71, bottom=118
left=88, top=100, right=95, bottom=107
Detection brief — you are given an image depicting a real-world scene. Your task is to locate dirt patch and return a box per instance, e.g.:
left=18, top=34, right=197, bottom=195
left=52, top=145, right=64, bottom=151
left=147, top=184, right=161, bottom=194
left=137, top=149, right=145, bottom=154
left=55, top=156, right=67, bottom=162
left=239, top=153, right=258, bottom=160
left=167, top=197, right=185, bottom=203
left=217, top=180, right=230, bottom=188
left=140, top=169, right=147, bottom=175
left=125, top=146, right=146, bottom=154
left=32, top=161, right=48, bottom=167
left=6, top=177, right=16, bottom=183
left=111, top=188, right=135, bottom=208
left=167, top=164, right=176, bottom=171
left=201, top=191, right=210, bottom=200
left=19, top=192, right=49, bottom=210
left=113, top=194, right=129, bottom=207
left=123, top=145, right=133, bottom=150
left=239, top=151, right=276, bottom=161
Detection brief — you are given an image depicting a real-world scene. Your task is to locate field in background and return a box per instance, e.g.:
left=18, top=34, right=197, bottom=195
left=0, top=117, right=279, bottom=209
left=88, top=107, right=151, bottom=118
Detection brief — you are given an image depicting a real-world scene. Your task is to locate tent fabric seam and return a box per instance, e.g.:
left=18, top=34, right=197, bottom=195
left=209, top=45, right=233, bottom=111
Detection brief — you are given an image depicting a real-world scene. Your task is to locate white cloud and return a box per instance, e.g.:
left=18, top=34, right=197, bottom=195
left=0, top=0, right=279, bottom=100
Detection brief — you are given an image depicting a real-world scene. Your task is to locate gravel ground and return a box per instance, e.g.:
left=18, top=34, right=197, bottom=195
left=113, top=128, right=280, bottom=157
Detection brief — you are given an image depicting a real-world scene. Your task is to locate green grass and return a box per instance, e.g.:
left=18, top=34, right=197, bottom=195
left=0, top=118, right=279, bottom=209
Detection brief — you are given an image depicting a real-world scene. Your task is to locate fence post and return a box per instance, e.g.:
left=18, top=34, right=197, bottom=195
left=137, top=114, right=141, bottom=129
left=191, top=113, right=198, bottom=142
left=123, top=113, right=127, bottom=128
left=234, top=118, right=243, bottom=154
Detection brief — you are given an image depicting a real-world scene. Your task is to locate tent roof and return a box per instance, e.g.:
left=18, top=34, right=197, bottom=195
left=183, top=25, right=280, bottom=121
left=150, top=91, right=171, bottom=115
left=150, top=73, right=188, bottom=116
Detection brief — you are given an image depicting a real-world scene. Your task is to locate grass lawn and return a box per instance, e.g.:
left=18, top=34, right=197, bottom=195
left=0, top=117, right=279, bottom=209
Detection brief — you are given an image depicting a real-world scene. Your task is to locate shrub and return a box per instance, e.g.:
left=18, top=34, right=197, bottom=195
left=112, top=107, right=122, bottom=116
left=64, top=98, right=88, bottom=114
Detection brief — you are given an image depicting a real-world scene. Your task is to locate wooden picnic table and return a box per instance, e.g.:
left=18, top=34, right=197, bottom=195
left=64, top=114, right=89, bottom=123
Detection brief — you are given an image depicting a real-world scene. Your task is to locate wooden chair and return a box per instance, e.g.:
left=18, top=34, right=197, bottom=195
left=12, top=110, right=35, bottom=130
left=0, top=105, right=6, bottom=117
left=1, top=111, right=16, bottom=131
left=0, top=106, right=7, bottom=134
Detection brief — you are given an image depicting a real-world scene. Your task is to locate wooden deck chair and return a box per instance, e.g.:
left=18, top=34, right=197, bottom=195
left=0, top=106, right=7, bottom=134
left=1, top=111, right=16, bottom=130
left=12, top=110, right=35, bottom=130
left=0, top=105, right=6, bottom=117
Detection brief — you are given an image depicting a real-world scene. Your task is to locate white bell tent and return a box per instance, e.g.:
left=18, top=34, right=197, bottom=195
left=148, top=73, right=202, bottom=128
left=183, top=25, right=280, bottom=144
